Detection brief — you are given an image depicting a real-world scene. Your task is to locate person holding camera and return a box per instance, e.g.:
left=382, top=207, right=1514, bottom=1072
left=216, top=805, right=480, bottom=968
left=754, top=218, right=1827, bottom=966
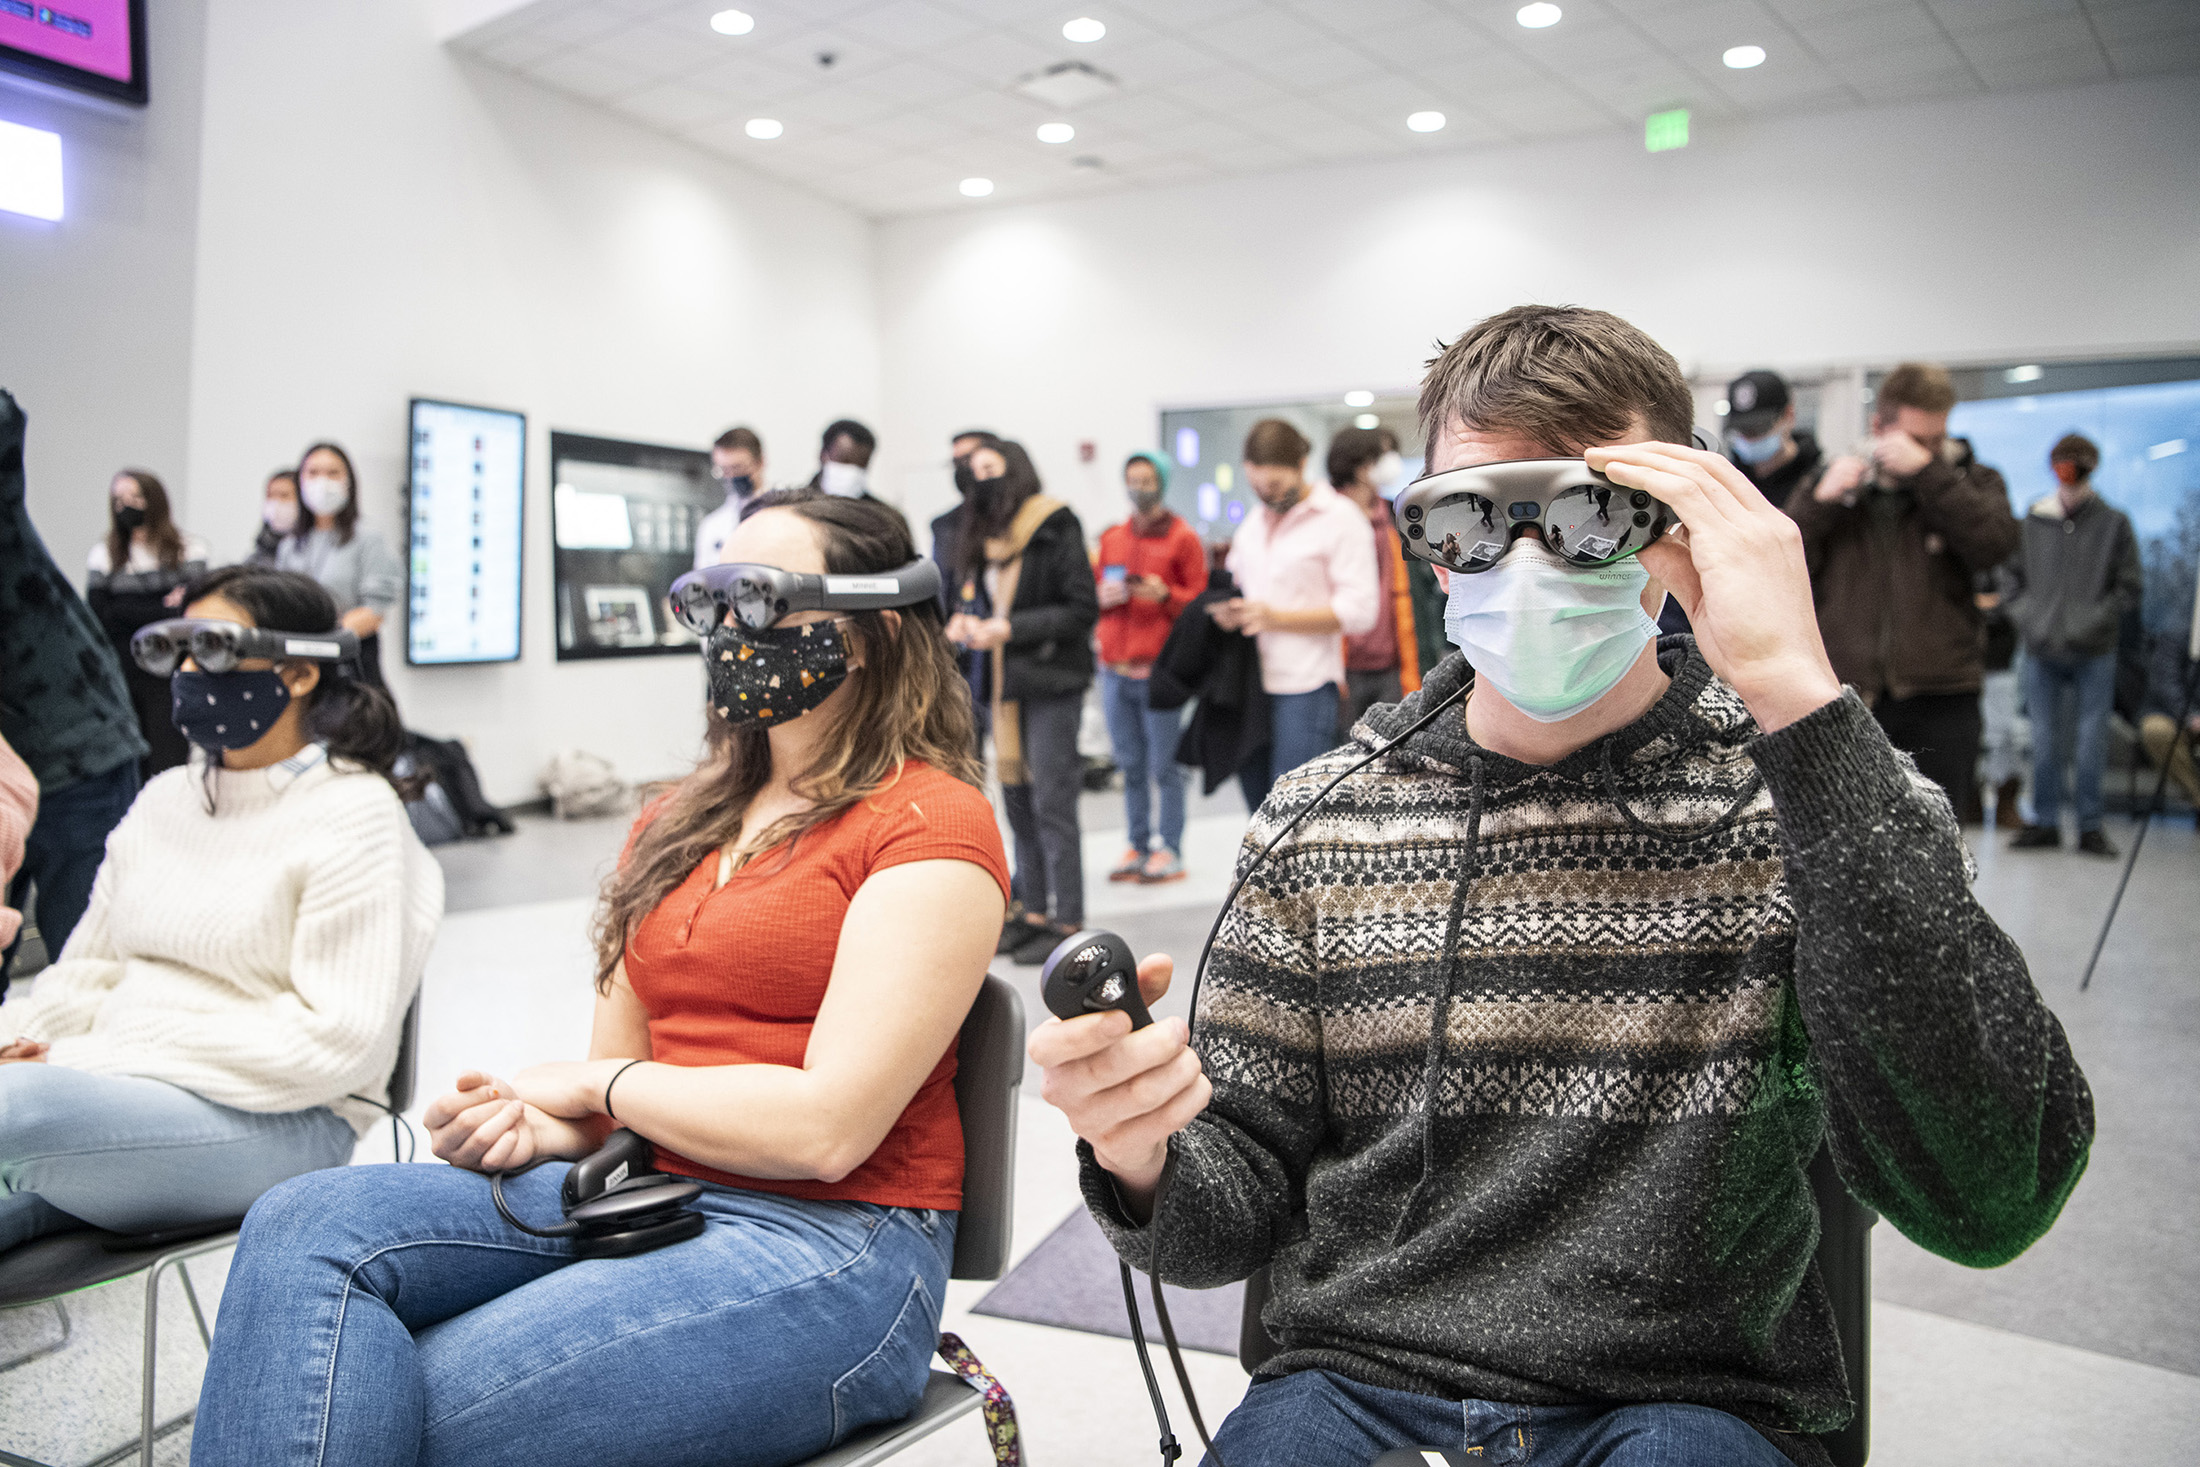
left=1031, top=308, right=2091, bottom=1466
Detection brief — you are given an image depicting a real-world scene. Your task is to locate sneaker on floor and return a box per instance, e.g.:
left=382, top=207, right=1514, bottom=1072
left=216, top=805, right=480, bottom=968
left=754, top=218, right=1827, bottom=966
left=2077, top=829, right=2120, bottom=858
left=1138, top=849, right=1186, bottom=883
left=2009, top=824, right=2060, bottom=849
left=998, top=907, right=1046, bottom=955
left=1108, top=846, right=1148, bottom=882
left=1011, top=922, right=1078, bottom=966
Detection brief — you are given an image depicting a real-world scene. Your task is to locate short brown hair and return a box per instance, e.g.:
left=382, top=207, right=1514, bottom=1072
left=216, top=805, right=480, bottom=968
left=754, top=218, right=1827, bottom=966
left=1243, top=418, right=1311, bottom=467
left=2050, top=432, right=2099, bottom=479
left=1417, top=305, right=1693, bottom=454
left=714, top=426, right=762, bottom=457
left=1326, top=425, right=1387, bottom=489
left=1876, top=363, right=1957, bottom=419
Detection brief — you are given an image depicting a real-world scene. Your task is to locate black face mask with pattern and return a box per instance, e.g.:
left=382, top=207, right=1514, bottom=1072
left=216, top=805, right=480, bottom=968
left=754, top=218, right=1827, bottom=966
left=704, top=618, right=849, bottom=728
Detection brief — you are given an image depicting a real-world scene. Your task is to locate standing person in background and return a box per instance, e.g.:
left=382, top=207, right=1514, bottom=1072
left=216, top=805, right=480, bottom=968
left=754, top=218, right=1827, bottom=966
left=695, top=427, right=767, bottom=570
left=86, top=470, right=210, bottom=779
left=277, top=443, right=404, bottom=693
left=0, top=391, right=147, bottom=983
left=2140, top=628, right=2200, bottom=817
left=1722, top=370, right=1827, bottom=505
left=1213, top=419, right=1378, bottom=812
left=248, top=469, right=299, bottom=567
left=1977, top=570, right=2025, bottom=827
left=947, top=439, right=1097, bottom=965
left=931, top=429, right=996, bottom=749
left=2004, top=432, right=2145, bottom=854
left=1327, top=425, right=1444, bottom=736
left=1096, top=452, right=1206, bottom=885
left=1786, top=362, right=2018, bottom=820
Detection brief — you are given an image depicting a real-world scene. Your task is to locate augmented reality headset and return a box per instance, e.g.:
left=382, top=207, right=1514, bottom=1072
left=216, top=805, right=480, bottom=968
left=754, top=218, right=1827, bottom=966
left=130, top=618, right=361, bottom=676
left=1391, top=430, right=1714, bottom=575
left=667, top=558, right=943, bottom=636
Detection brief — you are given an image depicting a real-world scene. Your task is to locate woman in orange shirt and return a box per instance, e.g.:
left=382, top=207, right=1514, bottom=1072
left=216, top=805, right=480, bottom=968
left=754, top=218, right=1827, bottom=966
left=195, top=493, right=1010, bottom=1467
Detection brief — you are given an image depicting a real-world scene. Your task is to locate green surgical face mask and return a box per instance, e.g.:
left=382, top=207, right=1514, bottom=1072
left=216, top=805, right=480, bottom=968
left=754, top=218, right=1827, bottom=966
left=1442, top=539, right=1659, bottom=722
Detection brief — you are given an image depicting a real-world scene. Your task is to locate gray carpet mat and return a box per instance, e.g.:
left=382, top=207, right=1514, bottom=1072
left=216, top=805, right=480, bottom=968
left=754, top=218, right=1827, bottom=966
left=972, top=1206, right=1247, bottom=1355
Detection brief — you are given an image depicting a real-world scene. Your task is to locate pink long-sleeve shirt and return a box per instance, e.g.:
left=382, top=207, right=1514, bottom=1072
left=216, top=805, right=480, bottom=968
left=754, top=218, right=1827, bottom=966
left=1225, top=483, right=1380, bottom=696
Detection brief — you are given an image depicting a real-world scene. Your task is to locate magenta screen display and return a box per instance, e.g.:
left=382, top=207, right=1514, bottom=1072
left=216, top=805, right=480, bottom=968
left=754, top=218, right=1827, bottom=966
left=0, top=1, right=134, bottom=83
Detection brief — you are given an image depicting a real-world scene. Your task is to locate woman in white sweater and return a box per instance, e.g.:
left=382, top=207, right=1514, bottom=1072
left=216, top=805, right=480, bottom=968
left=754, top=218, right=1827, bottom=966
left=0, top=567, right=442, bottom=1251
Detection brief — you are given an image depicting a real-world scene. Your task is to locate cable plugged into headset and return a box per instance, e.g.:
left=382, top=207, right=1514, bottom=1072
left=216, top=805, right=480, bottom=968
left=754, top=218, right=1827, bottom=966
left=490, top=1129, right=707, bottom=1259
left=1039, top=672, right=1476, bottom=1467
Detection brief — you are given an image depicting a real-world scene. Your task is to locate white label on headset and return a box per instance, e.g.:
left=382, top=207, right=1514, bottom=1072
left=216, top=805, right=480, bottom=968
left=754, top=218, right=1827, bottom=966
left=824, top=576, right=897, bottom=596
left=604, top=1161, right=629, bottom=1192
left=283, top=639, right=344, bottom=657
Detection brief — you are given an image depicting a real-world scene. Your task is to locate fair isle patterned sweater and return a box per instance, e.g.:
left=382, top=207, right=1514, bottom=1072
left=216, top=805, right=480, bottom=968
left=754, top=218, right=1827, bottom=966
left=1082, top=639, right=2092, bottom=1462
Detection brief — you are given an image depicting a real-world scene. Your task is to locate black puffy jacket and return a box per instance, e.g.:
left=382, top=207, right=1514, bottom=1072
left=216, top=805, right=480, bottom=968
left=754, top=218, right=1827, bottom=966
left=999, top=504, right=1098, bottom=702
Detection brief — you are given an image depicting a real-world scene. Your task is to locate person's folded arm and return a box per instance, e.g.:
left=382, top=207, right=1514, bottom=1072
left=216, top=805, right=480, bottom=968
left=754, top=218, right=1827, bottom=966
left=1911, top=458, right=2021, bottom=572
left=1, top=863, right=126, bottom=1044
left=357, top=531, right=403, bottom=618
left=1081, top=825, right=1326, bottom=1289
left=1006, top=518, right=1099, bottom=646
left=572, top=857, right=1003, bottom=1180
left=1752, top=695, right=2094, bottom=1267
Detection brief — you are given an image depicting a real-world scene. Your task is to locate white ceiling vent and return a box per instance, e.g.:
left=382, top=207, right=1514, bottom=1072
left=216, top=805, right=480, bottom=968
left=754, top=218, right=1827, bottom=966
left=1014, top=61, right=1119, bottom=110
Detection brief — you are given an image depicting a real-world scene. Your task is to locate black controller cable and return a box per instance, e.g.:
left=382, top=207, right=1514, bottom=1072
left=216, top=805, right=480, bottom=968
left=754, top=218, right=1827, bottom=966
left=1122, top=674, right=1477, bottom=1467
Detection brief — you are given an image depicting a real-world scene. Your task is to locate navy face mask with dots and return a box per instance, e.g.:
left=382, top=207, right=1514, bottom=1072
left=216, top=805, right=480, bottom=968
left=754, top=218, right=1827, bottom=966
left=171, top=668, right=290, bottom=750
left=705, top=619, right=849, bottom=728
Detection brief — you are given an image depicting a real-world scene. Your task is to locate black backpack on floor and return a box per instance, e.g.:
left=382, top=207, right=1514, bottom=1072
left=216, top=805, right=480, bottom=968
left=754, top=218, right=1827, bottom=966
left=401, top=732, right=515, bottom=840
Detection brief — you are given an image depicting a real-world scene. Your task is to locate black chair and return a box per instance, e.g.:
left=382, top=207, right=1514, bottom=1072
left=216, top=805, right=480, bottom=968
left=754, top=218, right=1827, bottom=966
left=789, top=974, right=1026, bottom=1466
left=1238, top=1144, right=1876, bottom=1467
left=0, top=992, right=423, bottom=1467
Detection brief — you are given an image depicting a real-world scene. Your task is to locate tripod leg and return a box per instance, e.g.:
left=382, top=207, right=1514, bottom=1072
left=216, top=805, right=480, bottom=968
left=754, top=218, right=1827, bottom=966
left=2082, top=654, right=2200, bottom=990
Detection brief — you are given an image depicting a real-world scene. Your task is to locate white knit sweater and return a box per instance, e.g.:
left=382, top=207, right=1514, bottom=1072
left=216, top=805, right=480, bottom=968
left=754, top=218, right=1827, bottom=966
left=0, top=749, right=443, bottom=1135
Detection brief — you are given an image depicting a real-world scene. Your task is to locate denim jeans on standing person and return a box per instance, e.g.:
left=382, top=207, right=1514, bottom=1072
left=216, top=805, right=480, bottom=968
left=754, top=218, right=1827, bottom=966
left=1237, top=683, right=1340, bottom=814
left=2024, top=650, right=2118, bottom=833
left=0, top=1064, right=356, bottom=1250
left=2, top=755, right=141, bottom=982
left=1099, top=668, right=1186, bottom=856
left=1001, top=691, right=1086, bottom=926
left=192, top=1162, right=957, bottom=1467
left=1205, top=1368, right=1787, bottom=1467
left=1980, top=663, right=2024, bottom=788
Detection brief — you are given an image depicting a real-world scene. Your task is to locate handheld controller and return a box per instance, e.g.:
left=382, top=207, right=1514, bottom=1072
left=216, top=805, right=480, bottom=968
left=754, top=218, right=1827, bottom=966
left=492, top=1128, right=707, bottom=1259
left=1040, top=929, right=1153, bottom=1030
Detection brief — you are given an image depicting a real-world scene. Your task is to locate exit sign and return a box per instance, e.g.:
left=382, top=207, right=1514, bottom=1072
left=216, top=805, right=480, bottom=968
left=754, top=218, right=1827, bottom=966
left=1645, top=109, right=1690, bottom=153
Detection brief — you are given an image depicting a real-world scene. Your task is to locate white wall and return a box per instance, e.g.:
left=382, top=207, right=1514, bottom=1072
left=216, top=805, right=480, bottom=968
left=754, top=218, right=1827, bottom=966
left=183, top=0, right=882, bottom=803
left=0, top=0, right=207, bottom=570
left=875, top=74, right=2200, bottom=543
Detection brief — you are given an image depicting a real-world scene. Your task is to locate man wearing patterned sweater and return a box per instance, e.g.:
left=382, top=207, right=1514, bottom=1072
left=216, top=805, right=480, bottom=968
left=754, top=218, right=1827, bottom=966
left=1031, top=307, right=2093, bottom=1467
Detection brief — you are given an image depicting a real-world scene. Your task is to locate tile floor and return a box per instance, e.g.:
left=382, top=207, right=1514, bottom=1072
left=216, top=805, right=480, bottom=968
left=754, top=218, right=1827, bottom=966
left=5, top=787, right=2197, bottom=1466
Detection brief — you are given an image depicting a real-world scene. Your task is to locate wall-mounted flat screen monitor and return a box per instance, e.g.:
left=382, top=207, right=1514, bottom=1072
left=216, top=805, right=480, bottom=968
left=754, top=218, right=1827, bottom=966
left=405, top=399, right=526, bottom=667
left=0, top=0, right=147, bottom=105
left=549, top=431, right=714, bottom=661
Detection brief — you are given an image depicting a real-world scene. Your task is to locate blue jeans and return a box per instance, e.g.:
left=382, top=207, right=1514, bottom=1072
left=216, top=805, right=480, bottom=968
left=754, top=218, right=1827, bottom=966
left=193, top=1162, right=957, bottom=1467
left=1100, top=668, right=1186, bottom=854
left=0, top=1064, right=355, bottom=1250
left=1207, top=1369, right=1787, bottom=1467
left=2023, top=650, right=2117, bottom=832
left=1238, top=683, right=1340, bottom=814
left=2, top=754, right=140, bottom=981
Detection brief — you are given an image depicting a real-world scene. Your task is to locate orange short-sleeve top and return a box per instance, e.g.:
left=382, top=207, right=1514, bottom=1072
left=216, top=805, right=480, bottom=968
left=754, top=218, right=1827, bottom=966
left=622, top=761, right=1009, bottom=1210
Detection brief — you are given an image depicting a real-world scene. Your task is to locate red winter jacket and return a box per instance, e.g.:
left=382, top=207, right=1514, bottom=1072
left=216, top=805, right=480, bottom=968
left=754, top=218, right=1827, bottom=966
left=1094, top=513, right=1208, bottom=670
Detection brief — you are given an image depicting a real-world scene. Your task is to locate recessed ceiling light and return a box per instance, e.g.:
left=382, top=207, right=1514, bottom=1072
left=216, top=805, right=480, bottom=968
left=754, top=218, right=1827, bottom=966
left=709, top=9, right=754, bottom=36
left=2004, top=364, right=2044, bottom=383
left=1354, top=413, right=1381, bottom=430
left=1344, top=390, right=1375, bottom=407
left=1037, top=121, right=1075, bottom=144
left=960, top=177, right=995, bottom=197
left=1517, top=3, right=1562, bottom=28
left=1723, top=45, right=1766, bottom=69
left=744, top=118, right=782, bottom=139
left=1406, top=110, right=1445, bottom=133
left=1063, top=17, right=1106, bottom=43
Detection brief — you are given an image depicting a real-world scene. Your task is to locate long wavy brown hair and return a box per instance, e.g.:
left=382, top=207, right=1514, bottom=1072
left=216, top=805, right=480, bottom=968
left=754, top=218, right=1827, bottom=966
left=590, top=490, right=981, bottom=992
left=107, top=469, right=188, bottom=572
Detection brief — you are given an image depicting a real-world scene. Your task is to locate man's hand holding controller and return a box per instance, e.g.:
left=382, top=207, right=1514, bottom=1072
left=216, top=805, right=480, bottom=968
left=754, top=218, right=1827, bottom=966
left=1029, top=941, right=1212, bottom=1220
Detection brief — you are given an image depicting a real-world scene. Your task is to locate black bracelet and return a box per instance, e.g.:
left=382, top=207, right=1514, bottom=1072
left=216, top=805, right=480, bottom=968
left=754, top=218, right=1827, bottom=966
left=603, top=1059, right=647, bottom=1122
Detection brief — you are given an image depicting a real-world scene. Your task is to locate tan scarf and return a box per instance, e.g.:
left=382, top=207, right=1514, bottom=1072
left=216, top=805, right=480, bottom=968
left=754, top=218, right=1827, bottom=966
left=978, top=494, right=1065, bottom=786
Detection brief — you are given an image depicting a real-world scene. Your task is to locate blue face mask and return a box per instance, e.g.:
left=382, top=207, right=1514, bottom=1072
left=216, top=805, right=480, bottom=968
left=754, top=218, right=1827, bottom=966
left=171, top=668, right=290, bottom=750
left=1729, top=428, right=1785, bottom=465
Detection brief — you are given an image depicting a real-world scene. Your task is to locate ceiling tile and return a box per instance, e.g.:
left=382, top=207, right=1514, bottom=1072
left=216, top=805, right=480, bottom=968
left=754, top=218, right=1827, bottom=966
left=2083, top=0, right=2200, bottom=45
left=930, top=30, right=1063, bottom=85
left=835, top=0, right=987, bottom=52
left=1110, top=0, right=1271, bottom=30
left=1094, top=34, right=1234, bottom=87
left=1760, top=0, right=1911, bottom=21
left=1249, top=40, right=1392, bottom=91
left=469, top=32, right=575, bottom=71
left=1926, top=0, right=2082, bottom=33
left=578, top=20, right=718, bottom=78
left=1189, top=8, right=1338, bottom=61
left=1355, top=15, right=1495, bottom=68
left=2102, top=33, right=2200, bottom=73
left=1845, top=62, right=1984, bottom=101
left=1791, top=4, right=1951, bottom=59
left=524, top=49, right=653, bottom=101
left=1171, top=67, right=1302, bottom=110
left=1949, top=13, right=2099, bottom=63
left=1967, top=46, right=2113, bottom=87
left=1277, top=0, right=1436, bottom=29
left=613, top=81, right=739, bottom=129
